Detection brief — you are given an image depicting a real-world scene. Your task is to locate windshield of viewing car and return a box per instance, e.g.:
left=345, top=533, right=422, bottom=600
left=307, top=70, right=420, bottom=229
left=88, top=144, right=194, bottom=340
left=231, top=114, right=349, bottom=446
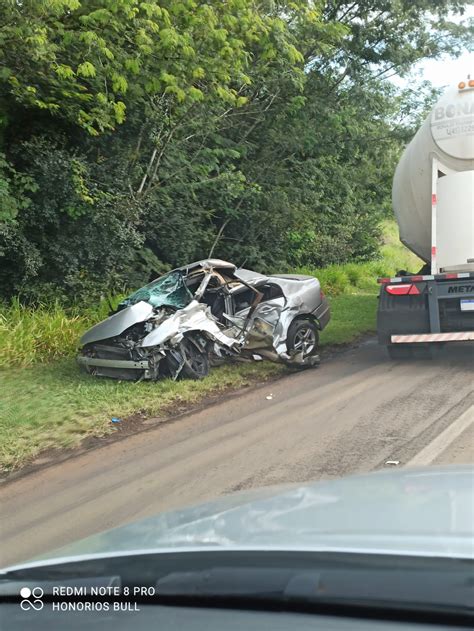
left=120, top=271, right=193, bottom=310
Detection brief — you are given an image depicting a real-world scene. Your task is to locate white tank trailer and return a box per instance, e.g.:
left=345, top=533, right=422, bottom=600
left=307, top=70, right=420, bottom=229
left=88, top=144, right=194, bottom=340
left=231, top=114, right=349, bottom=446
left=377, top=79, right=474, bottom=358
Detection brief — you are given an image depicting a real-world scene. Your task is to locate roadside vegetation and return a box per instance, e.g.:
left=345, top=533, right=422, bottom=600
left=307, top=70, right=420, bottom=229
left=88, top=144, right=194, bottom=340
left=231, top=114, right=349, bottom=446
left=0, top=221, right=421, bottom=472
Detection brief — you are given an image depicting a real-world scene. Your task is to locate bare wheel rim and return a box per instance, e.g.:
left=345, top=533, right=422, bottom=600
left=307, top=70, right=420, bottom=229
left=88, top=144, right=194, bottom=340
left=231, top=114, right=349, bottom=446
left=293, top=327, right=316, bottom=356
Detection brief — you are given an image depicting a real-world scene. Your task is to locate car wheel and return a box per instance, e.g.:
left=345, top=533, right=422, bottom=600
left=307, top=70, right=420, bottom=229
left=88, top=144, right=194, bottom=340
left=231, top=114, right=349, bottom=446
left=179, top=336, right=210, bottom=380
left=287, top=319, right=319, bottom=359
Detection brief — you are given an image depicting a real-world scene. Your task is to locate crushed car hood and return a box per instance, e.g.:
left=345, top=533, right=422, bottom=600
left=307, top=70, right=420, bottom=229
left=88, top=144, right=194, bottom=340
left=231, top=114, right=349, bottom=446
left=4, top=466, right=473, bottom=571
left=80, top=301, right=154, bottom=346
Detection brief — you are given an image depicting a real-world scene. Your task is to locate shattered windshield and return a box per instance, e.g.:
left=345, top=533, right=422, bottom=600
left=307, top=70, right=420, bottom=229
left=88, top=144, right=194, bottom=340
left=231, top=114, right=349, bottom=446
left=120, top=271, right=193, bottom=309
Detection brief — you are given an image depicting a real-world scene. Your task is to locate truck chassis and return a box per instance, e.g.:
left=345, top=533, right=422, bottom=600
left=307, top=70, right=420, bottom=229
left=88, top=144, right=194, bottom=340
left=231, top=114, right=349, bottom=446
left=377, top=271, right=474, bottom=358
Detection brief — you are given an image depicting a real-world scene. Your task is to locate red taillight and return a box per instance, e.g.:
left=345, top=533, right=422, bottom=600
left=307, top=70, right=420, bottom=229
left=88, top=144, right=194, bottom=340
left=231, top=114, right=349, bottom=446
left=320, top=290, right=325, bottom=299
left=386, top=284, right=420, bottom=296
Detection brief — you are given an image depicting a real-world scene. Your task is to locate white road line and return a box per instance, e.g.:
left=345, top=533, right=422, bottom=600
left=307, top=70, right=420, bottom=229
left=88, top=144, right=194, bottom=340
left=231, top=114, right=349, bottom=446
left=406, top=405, right=474, bottom=467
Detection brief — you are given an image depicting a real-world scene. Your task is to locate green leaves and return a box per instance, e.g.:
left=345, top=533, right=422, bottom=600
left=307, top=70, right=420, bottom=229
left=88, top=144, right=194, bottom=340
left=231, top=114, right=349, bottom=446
left=0, top=0, right=317, bottom=135
left=76, top=62, right=96, bottom=78
left=0, top=154, right=37, bottom=222
left=111, top=74, right=128, bottom=94
left=56, top=65, right=76, bottom=80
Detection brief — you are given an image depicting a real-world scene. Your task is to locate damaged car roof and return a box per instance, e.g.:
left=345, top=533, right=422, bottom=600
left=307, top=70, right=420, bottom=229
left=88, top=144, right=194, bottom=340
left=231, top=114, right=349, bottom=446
left=173, top=259, right=237, bottom=274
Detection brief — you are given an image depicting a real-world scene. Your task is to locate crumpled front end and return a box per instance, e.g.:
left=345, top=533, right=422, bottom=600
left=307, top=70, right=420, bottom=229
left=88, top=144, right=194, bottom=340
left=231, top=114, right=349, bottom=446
left=78, top=300, right=239, bottom=381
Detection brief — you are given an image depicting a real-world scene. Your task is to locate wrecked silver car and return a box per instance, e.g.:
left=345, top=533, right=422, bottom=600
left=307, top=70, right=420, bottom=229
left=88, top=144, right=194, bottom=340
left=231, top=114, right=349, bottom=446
left=78, top=259, right=330, bottom=380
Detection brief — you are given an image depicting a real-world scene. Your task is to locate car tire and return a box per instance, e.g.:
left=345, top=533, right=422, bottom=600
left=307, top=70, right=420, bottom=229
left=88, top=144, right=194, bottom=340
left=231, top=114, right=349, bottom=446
left=179, top=336, right=210, bottom=380
left=286, top=319, right=319, bottom=360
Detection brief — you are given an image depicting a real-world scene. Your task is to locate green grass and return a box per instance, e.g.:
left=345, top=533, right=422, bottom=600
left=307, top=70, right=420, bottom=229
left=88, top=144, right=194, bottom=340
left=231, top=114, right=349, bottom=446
left=321, top=293, right=378, bottom=346
left=0, top=360, right=284, bottom=472
left=0, top=295, right=125, bottom=368
left=0, top=220, right=421, bottom=473
left=0, top=292, right=377, bottom=473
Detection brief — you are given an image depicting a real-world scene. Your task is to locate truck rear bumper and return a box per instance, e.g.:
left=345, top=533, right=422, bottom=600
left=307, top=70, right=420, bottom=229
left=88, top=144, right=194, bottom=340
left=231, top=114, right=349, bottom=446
left=391, top=331, right=474, bottom=343
left=377, top=275, right=474, bottom=345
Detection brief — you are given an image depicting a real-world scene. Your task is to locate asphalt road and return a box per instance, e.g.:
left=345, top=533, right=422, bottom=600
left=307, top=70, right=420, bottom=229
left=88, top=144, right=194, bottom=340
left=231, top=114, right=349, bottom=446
left=1, top=339, right=473, bottom=568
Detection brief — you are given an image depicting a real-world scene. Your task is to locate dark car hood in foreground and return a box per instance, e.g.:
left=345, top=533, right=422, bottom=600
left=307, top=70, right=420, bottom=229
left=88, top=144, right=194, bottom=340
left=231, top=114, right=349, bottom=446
left=4, top=466, right=474, bottom=571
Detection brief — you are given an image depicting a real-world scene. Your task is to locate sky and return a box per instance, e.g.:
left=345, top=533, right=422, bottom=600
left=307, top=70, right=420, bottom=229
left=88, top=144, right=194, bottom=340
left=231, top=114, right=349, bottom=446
left=411, top=50, right=473, bottom=89
left=392, top=6, right=473, bottom=89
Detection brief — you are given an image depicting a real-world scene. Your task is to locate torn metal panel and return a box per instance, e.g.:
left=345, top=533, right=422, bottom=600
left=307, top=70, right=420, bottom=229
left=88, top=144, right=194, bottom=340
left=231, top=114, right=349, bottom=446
left=270, top=275, right=322, bottom=312
left=80, top=301, right=154, bottom=346
left=140, top=301, right=238, bottom=349
left=175, top=259, right=237, bottom=274
left=233, top=268, right=269, bottom=285
left=270, top=277, right=322, bottom=358
left=234, top=270, right=323, bottom=362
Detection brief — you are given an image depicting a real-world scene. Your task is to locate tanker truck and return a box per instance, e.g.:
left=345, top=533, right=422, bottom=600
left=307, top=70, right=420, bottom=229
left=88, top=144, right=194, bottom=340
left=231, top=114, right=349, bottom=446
left=377, top=78, right=474, bottom=359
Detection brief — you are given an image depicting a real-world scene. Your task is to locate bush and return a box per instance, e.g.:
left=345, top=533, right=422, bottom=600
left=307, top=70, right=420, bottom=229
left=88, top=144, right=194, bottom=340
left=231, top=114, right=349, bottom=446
left=317, top=267, right=350, bottom=295
left=343, top=263, right=364, bottom=286
left=292, top=221, right=423, bottom=296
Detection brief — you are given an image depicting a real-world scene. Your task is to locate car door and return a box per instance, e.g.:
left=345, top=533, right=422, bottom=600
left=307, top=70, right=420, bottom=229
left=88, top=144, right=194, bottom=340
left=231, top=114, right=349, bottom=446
left=231, top=283, right=286, bottom=350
